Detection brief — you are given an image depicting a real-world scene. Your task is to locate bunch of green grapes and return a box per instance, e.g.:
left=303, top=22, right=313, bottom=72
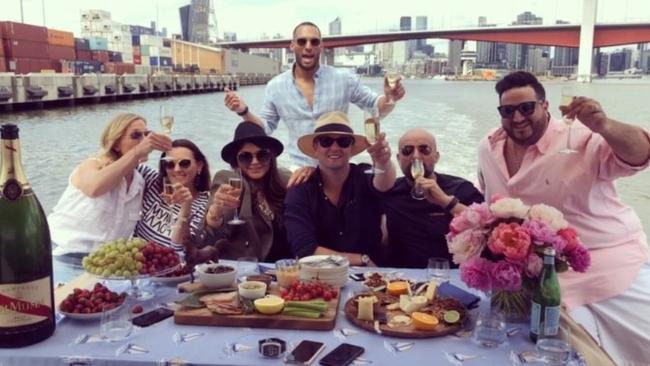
left=82, top=237, right=147, bottom=278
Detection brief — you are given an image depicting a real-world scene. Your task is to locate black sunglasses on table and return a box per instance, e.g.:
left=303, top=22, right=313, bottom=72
left=295, top=37, right=321, bottom=47
left=400, top=144, right=433, bottom=156
left=129, top=130, right=151, bottom=140
left=315, top=135, right=355, bottom=148
left=497, top=101, right=541, bottom=119
left=237, top=149, right=272, bottom=166
left=162, top=158, right=192, bottom=170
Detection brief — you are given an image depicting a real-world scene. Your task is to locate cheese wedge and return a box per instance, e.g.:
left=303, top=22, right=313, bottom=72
left=357, top=296, right=375, bottom=321
left=425, top=280, right=438, bottom=301
left=400, top=295, right=427, bottom=314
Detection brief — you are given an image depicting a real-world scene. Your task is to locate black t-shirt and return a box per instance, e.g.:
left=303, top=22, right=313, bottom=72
left=285, top=163, right=383, bottom=262
left=382, top=173, right=484, bottom=268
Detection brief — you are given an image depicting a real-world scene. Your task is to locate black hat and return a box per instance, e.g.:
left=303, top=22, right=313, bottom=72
left=221, top=121, right=284, bottom=166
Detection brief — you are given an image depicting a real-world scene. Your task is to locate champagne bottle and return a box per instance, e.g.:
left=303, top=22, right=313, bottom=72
left=0, top=124, right=55, bottom=347
left=529, top=247, right=561, bottom=343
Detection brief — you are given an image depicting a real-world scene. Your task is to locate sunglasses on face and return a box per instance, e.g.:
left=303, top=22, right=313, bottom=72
left=315, top=135, right=355, bottom=148
left=129, top=130, right=151, bottom=140
left=162, top=158, right=192, bottom=170
left=295, top=37, right=321, bottom=47
left=237, top=149, right=272, bottom=166
left=497, top=101, right=541, bottom=119
left=400, top=144, right=433, bottom=156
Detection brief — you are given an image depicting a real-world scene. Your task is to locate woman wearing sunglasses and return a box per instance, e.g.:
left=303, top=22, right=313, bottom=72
left=49, top=113, right=171, bottom=265
left=189, top=121, right=292, bottom=262
left=134, top=139, right=211, bottom=255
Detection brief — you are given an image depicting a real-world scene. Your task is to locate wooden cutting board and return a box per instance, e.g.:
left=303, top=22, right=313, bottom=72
left=343, top=293, right=466, bottom=339
left=174, top=283, right=340, bottom=331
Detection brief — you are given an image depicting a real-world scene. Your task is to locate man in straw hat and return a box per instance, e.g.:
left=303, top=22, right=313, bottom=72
left=223, top=21, right=405, bottom=171
left=284, top=111, right=395, bottom=266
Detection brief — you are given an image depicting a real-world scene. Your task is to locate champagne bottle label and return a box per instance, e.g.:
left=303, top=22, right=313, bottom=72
left=0, top=277, right=53, bottom=327
left=1, top=178, right=23, bottom=201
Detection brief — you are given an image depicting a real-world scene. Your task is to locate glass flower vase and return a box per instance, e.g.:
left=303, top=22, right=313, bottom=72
left=490, top=288, right=531, bottom=323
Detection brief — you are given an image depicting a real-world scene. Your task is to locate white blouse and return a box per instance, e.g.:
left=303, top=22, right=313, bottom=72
left=49, top=167, right=145, bottom=256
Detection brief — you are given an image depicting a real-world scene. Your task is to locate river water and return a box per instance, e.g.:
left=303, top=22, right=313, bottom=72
left=2, top=78, right=650, bottom=233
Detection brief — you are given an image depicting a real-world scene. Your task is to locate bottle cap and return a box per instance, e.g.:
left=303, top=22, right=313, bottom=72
left=1, top=124, right=19, bottom=139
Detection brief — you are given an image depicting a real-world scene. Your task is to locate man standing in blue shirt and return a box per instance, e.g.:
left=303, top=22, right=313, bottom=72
left=284, top=111, right=395, bottom=266
left=224, top=21, right=406, bottom=168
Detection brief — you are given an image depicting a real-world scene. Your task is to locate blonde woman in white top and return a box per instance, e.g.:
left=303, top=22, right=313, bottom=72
left=49, top=113, right=172, bottom=263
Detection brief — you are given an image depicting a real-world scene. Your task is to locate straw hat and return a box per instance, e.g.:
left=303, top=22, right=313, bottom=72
left=297, top=111, right=369, bottom=159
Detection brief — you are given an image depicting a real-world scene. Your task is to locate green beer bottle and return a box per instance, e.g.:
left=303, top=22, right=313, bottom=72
left=0, top=124, right=55, bottom=347
left=529, top=246, right=561, bottom=343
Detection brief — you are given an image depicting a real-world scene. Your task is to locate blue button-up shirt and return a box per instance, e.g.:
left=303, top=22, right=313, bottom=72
left=259, top=64, right=380, bottom=167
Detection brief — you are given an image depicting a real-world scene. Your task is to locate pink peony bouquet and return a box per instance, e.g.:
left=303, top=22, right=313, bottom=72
left=447, top=197, right=591, bottom=293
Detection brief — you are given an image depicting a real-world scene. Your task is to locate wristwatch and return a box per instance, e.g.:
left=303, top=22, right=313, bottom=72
left=360, top=254, right=371, bottom=266
left=258, top=337, right=286, bottom=358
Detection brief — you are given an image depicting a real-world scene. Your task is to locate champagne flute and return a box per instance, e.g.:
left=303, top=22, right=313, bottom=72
left=227, top=170, right=245, bottom=225
left=559, top=86, right=577, bottom=154
left=162, top=176, right=175, bottom=231
left=385, top=69, right=400, bottom=105
left=363, top=108, right=385, bottom=175
left=160, top=105, right=174, bottom=136
left=410, top=158, right=426, bottom=200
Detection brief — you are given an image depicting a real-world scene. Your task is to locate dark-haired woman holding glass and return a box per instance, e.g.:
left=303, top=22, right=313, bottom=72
left=134, top=139, right=211, bottom=252
left=183, top=121, right=292, bottom=261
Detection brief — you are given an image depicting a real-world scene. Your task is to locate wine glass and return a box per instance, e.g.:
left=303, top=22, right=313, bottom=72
left=559, top=86, right=577, bottom=154
left=227, top=170, right=245, bottom=225
left=100, top=299, right=133, bottom=342
left=363, top=108, right=385, bottom=175
left=410, top=158, right=426, bottom=200
left=160, top=105, right=174, bottom=136
left=426, top=257, right=450, bottom=283
left=162, top=175, right=175, bottom=230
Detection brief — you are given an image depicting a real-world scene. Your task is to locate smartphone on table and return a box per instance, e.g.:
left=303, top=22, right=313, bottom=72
left=284, top=340, right=326, bottom=365
left=319, top=343, right=364, bottom=366
left=131, top=307, right=174, bottom=327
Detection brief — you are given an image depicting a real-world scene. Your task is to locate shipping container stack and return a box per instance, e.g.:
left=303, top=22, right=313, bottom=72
left=0, top=21, right=52, bottom=74
left=47, top=28, right=76, bottom=73
left=72, top=37, right=102, bottom=74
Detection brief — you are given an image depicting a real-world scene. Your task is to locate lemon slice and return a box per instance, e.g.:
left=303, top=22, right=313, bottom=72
left=443, top=310, right=461, bottom=324
left=254, top=295, right=285, bottom=314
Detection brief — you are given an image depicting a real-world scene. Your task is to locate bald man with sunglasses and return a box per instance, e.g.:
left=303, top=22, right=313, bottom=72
left=380, top=128, right=483, bottom=268
left=224, top=21, right=405, bottom=172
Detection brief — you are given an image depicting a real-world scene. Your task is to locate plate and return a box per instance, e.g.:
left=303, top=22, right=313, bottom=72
left=151, top=273, right=192, bottom=285
left=59, top=302, right=125, bottom=321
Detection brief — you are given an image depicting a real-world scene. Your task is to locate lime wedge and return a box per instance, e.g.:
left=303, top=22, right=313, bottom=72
left=443, top=310, right=460, bottom=324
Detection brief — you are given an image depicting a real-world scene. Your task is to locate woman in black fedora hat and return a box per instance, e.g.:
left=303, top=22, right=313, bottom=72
left=183, top=121, right=292, bottom=262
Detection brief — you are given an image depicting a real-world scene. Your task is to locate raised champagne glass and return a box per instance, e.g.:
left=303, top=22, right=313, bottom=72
left=227, top=170, right=245, bottom=225
left=160, top=105, right=174, bottom=136
left=410, top=158, right=426, bottom=200
left=385, top=69, right=400, bottom=105
left=364, top=109, right=385, bottom=175
left=559, top=86, right=577, bottom=154
left=162, top=176, right=175, bottom=231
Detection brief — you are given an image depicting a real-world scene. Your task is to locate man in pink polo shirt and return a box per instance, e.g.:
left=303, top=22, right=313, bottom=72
left=478, top=71, right=650, bottom=366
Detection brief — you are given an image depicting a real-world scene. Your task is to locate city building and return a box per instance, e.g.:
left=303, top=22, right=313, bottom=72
left=506, top=11, right=547, bottom=71
left=446, top=39, right=463, bottom=75
left=639, top=43, right=650, bottom=72
left=415, top=16, right=427, bottom=53
left=476, top=16, right=507, bottom=68
left=329, top=17, right=341, bottom=36
left=608, top=49, right=633, bottom=72
left=179, top=0, right=210, bottom=44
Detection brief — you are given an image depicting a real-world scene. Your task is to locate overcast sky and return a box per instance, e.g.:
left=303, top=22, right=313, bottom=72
left=4, top=0, right=650, bottom=41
